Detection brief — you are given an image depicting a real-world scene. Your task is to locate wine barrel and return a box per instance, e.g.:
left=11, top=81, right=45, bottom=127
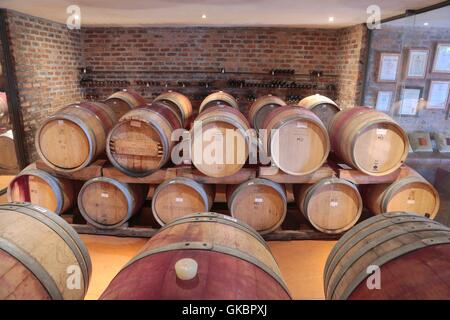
left=107, top=102, right=182, bottom=177
left=324, top=213, right=450, bottom=299
left=298, top=94, right=341, bottom=129
left=362, top=176, right=440, bottom=219
left=227, top=178, right=287, bottom=234
left=261, top=106, right=330, bottom=175
left=154, top=91, right=192, bottom=127
left=152, top=177, right=215, bottom=226
left=0, top=130, right=19, bottom=170
left=104, top=88, right=147, bottom=118
left=0, top=92, right=8, bottom=119
left=7, top=168, right=74, bottom=215
left=100, top=213, right=291, bottom=300
left=191, top=105, right=253, bottom=178
left=199, top=91, right=239, bottom=113
left=36, top=102, right=117, bottom=173
left=0, top=203, right=91, bottom=300
left=248, top=94, right=286, bottom=130
left=78, top=177, right=145, bottom=229
left=328, top=107, right=409, bottom=176
left=294, top=178, right=362, bottom=234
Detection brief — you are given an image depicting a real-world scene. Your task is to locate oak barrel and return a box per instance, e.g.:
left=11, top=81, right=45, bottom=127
left=152, top=177, right=215, bottom=226
left=104, top=89, right=147, bottom=118
left=324, top=213, right=450, bottom=299
left=78, top=177, right=146, bottom=229
left=249, top=94, right=286, bottom=130
left=294, top=178, right=362, bottom=234
left=298, top=94, right=341, bottom=129
left=36, top=102, right=117, bottom=173
left=154, top=91, right=192, bottom=127
left=8, top=168, right=74, bottom=215
left=362, top=176, right=440, bottom=219
left=328, top=107, right=409, bottom=176
left=199, top=91, right=239, bottom=113
left=261, top=105, right=330, bottom=175
left=191, top=105, right=253, bottom=178
left=100, top=213, right=291, bottom=300
left=0, top=203, right=91, bottom=300
left=227, top=178, right=287, bottom=234
left=0, top=130, right=19, bottom=170
left=106, top=102, right=182, bottom=177
left=0, top=92, right=8, bottom=120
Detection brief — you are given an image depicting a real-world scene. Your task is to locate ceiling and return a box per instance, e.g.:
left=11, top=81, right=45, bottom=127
left=0, top=0, right=447, bottom=28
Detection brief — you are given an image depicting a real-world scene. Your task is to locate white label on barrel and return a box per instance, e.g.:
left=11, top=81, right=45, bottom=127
left=223, top=215, right=238, bottom=222
left=101, top=193, right=109, bottom=198
left=254, top=198, right=263, bottom=203
left=130, top=120, right=141, bottom=128
left=376, top=128, right=387, bottom=136
left=330, top=200, right=338, bottom=207
left=296, top=122, right=307, bottom=128
left=176, top=197, right=184, bottom=203
left=407, top=199, right=415, bottom=204
left=58, top=120, right=64, bottom=125
left=33, top=206, right=47, bottom=213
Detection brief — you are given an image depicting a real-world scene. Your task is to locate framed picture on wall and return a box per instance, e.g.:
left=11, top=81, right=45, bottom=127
left=427, top=81, right=450, bottom=110
left=375, top=91, right=393, bottom=112
left=406, top=49, right=429, bottom=78
left=378, top=53, right=400, bottom=82
left=399, top=87, right=422, bottom=116
left=432, top=43, right=450, bottom=73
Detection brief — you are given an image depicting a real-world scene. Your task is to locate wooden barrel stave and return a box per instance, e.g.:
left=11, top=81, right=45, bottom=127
left=36, top=102, right=117, bottom=172
left=227, top=178, right=287, bottom=234
left=191, top=105, right=251, bottom=178
left=152, top=177, right=214, bottom=226
left=78, top=177, right=145, bottom=229
left=7, top=168, right=74, bottom=215
left=324, top=213, right=450, bottom=300
left=107, top=103, right=181, bottom=177
left=262, top=106, right=330, bottom=175
left=0, top=203, right=91, bottom=300
left=329, top=107, right=409, bottom=176
left=294, top=178, right=362, bottom=234
left=154, top=91, right=192, bottom=127
left=100, top=213, right=291, bottom=300
left=298, top=94, right=340, bottom=130
left=249, top=95, right=286, bottom=130
left=362, top=176, right=440, bottom=219
left=0, top=130, right=19, bottom=170
left=199, top=91, right=239, bottom=113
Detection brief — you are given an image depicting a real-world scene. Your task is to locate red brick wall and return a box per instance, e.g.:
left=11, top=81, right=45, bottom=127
left=363, top=26, right=450, bottom=132
left=6, top=10, right=83, bottom=161
left=335, top=24, right=369, bottom=108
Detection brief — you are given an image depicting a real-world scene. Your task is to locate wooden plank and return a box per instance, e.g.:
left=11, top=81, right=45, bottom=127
left=258, top=164, right=335, bottom=183
left=263, top=229, right=340, bottom=241
left=176, top=166, right=256, bottom=184
left=34, top=159, right=105, bottom=180
left=336, top=165, right=416, bottom=184
left=72, top=224, right=158, bottom=238
left=102, top=165, right=177, bottom=184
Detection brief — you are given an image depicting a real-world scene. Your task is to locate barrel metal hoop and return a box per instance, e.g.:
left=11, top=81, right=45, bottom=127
left=122, top=241, right=291, bottom=298
left=2, top=203, right=91, bottom=292
left=327, top=223, right=450, bottom=299
left=36, top=113, right=96, bottom=172
left=338, top=236, right=450, bottom=300
left=77, top=177, right=135, bottom=230
left=151, top=177, right=210, bottom=227
left=0, top=236, right=63, bottom=300
left=158, top=213, right=270, bottom=251
left=324, top=213, right=436, bottom=289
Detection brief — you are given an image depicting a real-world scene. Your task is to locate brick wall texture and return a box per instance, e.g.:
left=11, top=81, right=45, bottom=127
left=4, top=10, right=368, bottom=162
left=363, top=26, right=450, bottom=133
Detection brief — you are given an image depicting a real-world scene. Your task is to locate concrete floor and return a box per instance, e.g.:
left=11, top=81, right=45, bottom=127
left=81, top=234, right=336, bottom=300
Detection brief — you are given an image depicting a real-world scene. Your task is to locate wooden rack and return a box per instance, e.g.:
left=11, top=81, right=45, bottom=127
left=31, top=159, right=420, bottom=241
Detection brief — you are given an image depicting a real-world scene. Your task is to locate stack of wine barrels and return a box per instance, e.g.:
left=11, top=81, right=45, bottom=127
left=8, top=168, right=74, bottom=215
left=100, top=213, right=291, bottom=300
left=0, top=203, right=91, bottom=300
left=324, top=213, right=450, bottom=299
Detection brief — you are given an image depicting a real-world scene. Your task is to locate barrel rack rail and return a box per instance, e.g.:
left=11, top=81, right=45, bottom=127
left=30, top=159, right=417, bottom=241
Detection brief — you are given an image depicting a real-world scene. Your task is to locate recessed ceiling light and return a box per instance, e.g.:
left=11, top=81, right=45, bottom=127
left=201, top=14, right=207, bottom=19
left=328, top=16, right=335, bottom=22
left=424, top=22, right=429, bottom=26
